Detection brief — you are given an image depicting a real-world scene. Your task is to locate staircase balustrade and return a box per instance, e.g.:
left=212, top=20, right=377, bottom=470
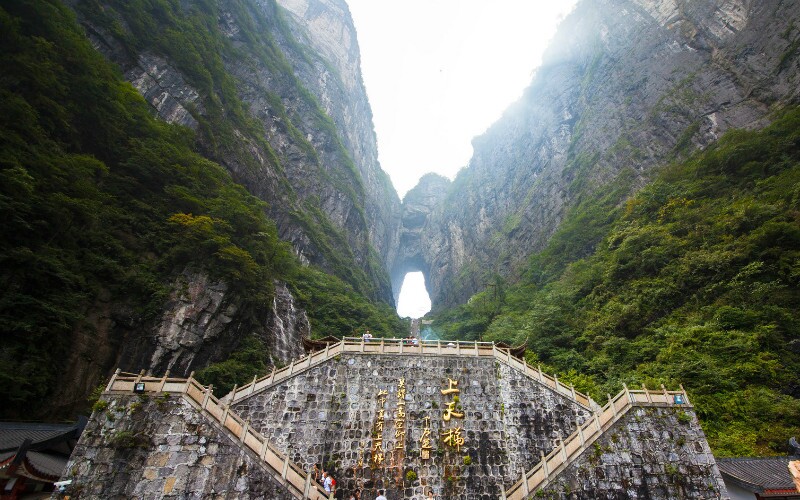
left=104, top=371, right=328, bottom=500
left=503, top=384, right=691, bottom=499
left=105, top=352, right=690, bottom=499
left=222, top=338, right=594, bottom=409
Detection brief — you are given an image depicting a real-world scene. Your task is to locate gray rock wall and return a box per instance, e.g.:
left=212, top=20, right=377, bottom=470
left=391, top=174, right=451, bottom=303
left=61, top=394, right=294, bottom=499
left=536, top=405, right=727, bottom=499
left=59, top=0, right=396, bottom=419
left=75, top=0, right=399, bottom=303
left=402, top=0, right=800, bottom=307
left=59, top=355, right=725, bottom=500
left=231, top=353, right=592, bottom=498
left=276, top=0, right=403, bottom=274
left=116, top=273, right=306, bottom=380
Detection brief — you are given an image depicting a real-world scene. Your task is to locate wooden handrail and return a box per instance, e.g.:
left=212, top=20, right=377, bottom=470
left=105, top=375, right=327, bottom=499
left=223, top=339, right=595, bottom=410
left=504, top=384, right=691, bottom=499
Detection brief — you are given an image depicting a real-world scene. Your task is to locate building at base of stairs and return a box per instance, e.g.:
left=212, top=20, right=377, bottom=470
left=57, top=341, right=729, bottom=499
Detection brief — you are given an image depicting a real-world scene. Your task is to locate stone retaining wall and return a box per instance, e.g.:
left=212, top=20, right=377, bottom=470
left=231, top=353, right=591, bottom=499
left=59, top=353, right=726, bottom=500
left=535, top=406, right=727, bottom=499
left=61, top=394, right=294, bottom=499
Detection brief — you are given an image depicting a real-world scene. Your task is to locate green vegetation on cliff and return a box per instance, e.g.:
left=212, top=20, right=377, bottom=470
left=432, top=109, right=800, bottom=456
left=0, top=0, right=400, bottom=419
left=76, top=0, right=386, bottom=301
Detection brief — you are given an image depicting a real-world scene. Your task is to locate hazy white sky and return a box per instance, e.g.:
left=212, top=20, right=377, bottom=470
left=395, top=272, right=431, bottom=319
left=347, top=0, right=578, bottom=199
left=346, top=0, right=578, bottom=317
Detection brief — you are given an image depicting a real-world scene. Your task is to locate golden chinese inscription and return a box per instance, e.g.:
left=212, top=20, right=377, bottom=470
left=371, top=388, right=388, bottom=467
left=356, top=441, right=364, bottom=468
left=440, top=378, right=464, bottom=422
left=440, top=377, right=466, bottom=451
left=419, top=416, right=433, bottom=460
left=442, top=400, right=464, bottom=421
left=440, top=378, right=460, bottom=395
left=442, top=427, right=465, bottom=452
left=395, top=378, right=407, bottom=451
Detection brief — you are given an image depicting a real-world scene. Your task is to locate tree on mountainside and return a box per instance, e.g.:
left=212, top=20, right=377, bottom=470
left=433, top=108, right=800, bottom=456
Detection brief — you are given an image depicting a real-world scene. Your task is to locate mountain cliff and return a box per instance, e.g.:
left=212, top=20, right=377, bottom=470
left=416, top=0, right=800, bottom=456
left=400, top=0, right=800, bottom=307
left=390, top=173, right=451, bottom=303
left=73, top=0, right=400, bottom=302
left=277, top=0, right=402, bottom=271
left=2, top=0, right=799, bottom=452
left=0, top=0, right=404, bottom=420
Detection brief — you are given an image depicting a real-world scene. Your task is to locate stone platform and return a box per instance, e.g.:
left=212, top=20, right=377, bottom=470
left=58, top=339, right=729, bottom=499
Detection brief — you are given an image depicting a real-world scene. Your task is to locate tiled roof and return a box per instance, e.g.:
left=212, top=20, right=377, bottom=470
left=0, top=422, right=79, bottom=452
left=0, top=450, right=66, bottom=481
left=25, top=450, right=68, bottom=477
left=717, top=456, right=799, bottom=492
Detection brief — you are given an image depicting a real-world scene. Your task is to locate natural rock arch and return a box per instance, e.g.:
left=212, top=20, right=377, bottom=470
left=389, top=174, right=450, bottom=306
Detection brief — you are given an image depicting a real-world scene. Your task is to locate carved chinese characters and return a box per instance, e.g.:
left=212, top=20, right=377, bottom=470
left=395, top=378, right=406, bottom=451
left=440, top=377, right=466, bottom=451
left=371, top=389, right=388, bottom=466
left=419, top=416, right=433, bottom=460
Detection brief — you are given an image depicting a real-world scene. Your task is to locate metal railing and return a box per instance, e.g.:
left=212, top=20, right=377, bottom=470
left=223, top=338, right=594, bottom=409
left=105, top=370, right=328, bottom=500
left=503, top=383, right=691, bottom=499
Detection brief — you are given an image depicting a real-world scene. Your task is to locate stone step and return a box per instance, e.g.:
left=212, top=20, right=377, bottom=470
left=504, top=384, right=692, bottom=499
left=223, top=338, right=597, bottom=411
left=105, top=370, right=328, bottom=500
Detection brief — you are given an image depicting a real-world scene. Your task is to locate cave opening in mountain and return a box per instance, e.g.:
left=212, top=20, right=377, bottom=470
left=396, top=272, right=431, bottom=319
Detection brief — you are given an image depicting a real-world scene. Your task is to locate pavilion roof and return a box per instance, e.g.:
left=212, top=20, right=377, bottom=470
left=0, top=420, right=85, bottom=483
left=717, top=456, right=800, bottom=495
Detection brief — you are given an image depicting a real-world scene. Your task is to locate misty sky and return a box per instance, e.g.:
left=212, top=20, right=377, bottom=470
left=346, top=0, right=578, bottom=317
left=347, top=0, right=578, bottom=199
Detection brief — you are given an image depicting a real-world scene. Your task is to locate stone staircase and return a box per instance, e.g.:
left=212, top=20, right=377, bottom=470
left=103, top=343, right=694, bottom=499
left=222, top=337, right=597, bottom=410
left=105, top=370, right=328, bottom=500
left=503, top=383, right=692, bottom=499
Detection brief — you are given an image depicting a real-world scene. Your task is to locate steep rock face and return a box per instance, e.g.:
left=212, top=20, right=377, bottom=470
left=74, top=0, right=398, bottom=303
left=77, top=11, right=203, bottom=129
left=54, top=273, right=307, bottom=415
left=409, top=0, right=800, bottom=307
left=119, top=274, right=307, bottom=376
left=391, top=174, right=450, bottom=303
left=269, top=280, right=311, bottom=362
left=274, top=0, right=403, bottom=294
left=37, top=0, right=398, bottom=419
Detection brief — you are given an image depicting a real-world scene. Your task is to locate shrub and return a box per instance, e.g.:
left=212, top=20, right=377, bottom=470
left=110, top=431, right=138, bottom=449
left=91, top=399, right=109, bottom=413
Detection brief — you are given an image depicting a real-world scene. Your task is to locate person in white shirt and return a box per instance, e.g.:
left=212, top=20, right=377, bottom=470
left=375, top=490, right=387, bottom=500
left=321, top=471, right=329, bottom=490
